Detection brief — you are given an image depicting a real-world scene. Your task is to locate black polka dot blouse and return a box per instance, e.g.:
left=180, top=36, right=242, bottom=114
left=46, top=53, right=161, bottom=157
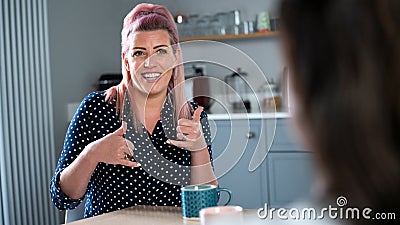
left=50, top=91, right=213, bottom=218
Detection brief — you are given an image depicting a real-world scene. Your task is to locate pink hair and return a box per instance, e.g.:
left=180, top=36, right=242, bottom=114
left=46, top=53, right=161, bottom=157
left=105, top=3, right=191, bottom=120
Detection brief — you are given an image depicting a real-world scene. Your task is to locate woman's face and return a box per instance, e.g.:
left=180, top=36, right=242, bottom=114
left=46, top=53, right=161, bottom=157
left=124, top=30, right=177, bottom=97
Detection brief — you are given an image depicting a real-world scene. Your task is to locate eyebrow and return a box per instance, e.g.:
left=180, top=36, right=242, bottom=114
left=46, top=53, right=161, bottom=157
left=153, top=44, right=169, bottom=49
left=132, top=45, right=169, bottom=50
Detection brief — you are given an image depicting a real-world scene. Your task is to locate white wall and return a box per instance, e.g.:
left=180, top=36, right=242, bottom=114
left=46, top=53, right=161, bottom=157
left=48, top=0, right=128, bottom=152
left=48, top=0, right=284, bottom=153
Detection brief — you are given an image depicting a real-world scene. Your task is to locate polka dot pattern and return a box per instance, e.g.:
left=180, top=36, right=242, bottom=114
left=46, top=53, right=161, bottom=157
left=50, top=91, right=213, bottom=218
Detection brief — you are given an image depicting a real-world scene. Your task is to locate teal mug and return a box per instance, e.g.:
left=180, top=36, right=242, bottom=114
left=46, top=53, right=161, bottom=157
left=181, top=185, right=232, bottom=219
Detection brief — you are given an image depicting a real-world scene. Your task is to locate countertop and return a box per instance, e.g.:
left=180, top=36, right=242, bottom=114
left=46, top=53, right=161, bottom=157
left=65, top=205, right=269, bottom=225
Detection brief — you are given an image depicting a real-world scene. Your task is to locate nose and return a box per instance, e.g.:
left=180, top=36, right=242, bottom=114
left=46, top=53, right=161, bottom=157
left=144, top=57, right=152, bottom=68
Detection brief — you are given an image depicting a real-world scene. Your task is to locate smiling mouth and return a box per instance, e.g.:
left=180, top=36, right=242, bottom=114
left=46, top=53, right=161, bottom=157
left=142, top=72, right=161, bottom=81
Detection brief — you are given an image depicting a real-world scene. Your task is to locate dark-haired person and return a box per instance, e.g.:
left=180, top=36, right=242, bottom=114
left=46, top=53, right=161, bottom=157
left=279, top=0, right=400, bottom=224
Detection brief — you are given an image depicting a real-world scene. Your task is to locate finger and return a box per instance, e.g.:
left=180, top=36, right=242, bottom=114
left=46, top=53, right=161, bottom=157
left=122, top=148, right=133, bottom=159
left=118, top=147, right=135, bottom=162
left=177, top=118, right=196, bottom=127
left=166, top=139, right=189, bottom=149
left=168, top=138, right=206, bottom=152
left=117, top=151, right=126, bottom=159
left=113, top=121, right=127, bottom=136
left=124, top=153, right=133, bottom=161
left=117, top=144, right=131, bottom=159
left=176, top=132, right=186, bottom=141
left=119, top=160, right=141, bottom=168
left=177, top=126, right=200, bottom=136
left=176, top=126, right=182, bottom=133
left=192, top=106, right=203, bottom=122
left=125, top=139, right=135, bottom=155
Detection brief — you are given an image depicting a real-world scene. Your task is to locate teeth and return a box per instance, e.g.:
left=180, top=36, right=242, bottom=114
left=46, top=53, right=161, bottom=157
left=142, top=73, right=161, bottom=80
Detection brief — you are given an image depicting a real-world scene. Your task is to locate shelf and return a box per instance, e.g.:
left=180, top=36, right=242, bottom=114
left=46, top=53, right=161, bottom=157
left=179, top=31, right=279, bottom=42
left=208, top=112, right=291, bottom=120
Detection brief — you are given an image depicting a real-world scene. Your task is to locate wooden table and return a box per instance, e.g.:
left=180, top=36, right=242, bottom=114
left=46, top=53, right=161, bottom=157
left=64, top=205, right=265, bottom=225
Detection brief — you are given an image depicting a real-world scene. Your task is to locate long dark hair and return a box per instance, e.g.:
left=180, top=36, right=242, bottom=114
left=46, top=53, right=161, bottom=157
left=280, top=0, right=400, bottom=223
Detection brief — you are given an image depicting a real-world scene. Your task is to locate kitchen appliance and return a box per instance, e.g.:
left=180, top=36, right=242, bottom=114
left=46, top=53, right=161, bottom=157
left=224, top=68, right=251, bottom=113
left=97, top=73, right=122, bottom=90
left=192, top=66, right=214, bottom=112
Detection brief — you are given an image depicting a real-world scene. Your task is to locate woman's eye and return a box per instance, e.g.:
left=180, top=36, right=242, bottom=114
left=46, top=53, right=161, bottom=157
left=156, top=49, right=167, bottom=54
left=132, top=51, right=145, bottom=57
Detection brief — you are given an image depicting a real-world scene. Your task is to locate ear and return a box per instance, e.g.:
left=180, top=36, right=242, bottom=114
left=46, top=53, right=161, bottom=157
left=122, top=52, right=130, bottom=71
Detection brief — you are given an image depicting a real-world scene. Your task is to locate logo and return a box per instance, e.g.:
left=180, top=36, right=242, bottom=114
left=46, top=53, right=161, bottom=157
left=258, top=196, right=396, bottom=221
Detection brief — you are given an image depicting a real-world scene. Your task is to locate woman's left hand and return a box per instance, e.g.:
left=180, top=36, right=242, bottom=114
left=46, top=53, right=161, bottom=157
left=167, top=107, right=207, bottom=151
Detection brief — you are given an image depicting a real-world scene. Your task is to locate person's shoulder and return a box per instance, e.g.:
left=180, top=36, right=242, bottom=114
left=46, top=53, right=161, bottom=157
left=79, top=91, right=116, bottom=109
left=81, top=91, right=109, bottom=105
left=78, top=91, right=118, bottom=118
left=83, top=91, right=106, bottom=101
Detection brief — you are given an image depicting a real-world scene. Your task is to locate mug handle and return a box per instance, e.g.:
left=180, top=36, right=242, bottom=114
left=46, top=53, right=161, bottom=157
left=217, top=188, right=232, bottom=206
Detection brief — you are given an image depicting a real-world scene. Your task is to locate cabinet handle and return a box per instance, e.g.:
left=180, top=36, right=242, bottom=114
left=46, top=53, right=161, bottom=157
left=246, top=132, right=256, bottom=139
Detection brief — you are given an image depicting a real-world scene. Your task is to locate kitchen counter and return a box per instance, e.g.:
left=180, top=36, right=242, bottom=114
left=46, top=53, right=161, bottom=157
left=208, top=112, right=291, bottom=120
left=65, top=205, right=269, bottom=225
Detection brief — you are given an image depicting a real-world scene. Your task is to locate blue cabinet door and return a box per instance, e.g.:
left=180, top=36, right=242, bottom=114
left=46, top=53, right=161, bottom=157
left=211, top=119, right=266, bottom=209
left=267, top=152, right=314, bottom=208
left=266, top=119, right=314, bottom=208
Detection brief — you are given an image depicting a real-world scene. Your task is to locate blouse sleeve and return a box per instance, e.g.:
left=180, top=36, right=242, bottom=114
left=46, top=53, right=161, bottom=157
left=198, top=107, right=214, bottom=166
left=50, top=93, right=98, bottom=210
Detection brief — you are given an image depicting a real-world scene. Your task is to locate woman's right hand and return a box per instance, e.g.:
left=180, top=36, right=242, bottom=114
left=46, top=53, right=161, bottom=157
left=85, top=122, right=139, bottom=167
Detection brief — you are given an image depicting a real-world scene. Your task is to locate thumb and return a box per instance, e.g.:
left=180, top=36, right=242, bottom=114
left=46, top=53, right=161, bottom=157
left=113, top=121, right=127, bottom=136
left=192, top=106, right=203, bottom=122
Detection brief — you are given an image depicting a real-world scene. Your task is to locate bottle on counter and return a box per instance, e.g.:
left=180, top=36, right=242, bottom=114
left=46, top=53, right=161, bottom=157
left=258, top=78, right=280, bottom=112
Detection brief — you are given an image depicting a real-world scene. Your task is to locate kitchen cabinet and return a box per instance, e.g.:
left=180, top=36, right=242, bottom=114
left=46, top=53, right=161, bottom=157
left=211, top=119, right=267, bottom=209
left=210, top=116, right=315, bottom=209
left=267, top=152, right=314, bottom=207
left=267, top=119, right=314, bottom=207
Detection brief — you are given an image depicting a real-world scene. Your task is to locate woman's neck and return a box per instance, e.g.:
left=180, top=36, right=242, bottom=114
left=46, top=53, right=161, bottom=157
left=128, top=88, right=167, bottom=133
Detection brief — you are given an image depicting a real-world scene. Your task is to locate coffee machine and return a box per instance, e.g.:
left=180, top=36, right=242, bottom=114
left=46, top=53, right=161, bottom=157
left=224, top=68, right=251, bottom=113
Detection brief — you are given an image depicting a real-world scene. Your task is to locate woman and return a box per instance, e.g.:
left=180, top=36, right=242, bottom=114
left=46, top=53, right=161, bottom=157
left=280, top=0, right=399, bottom=224
left=50, top=3, right=217, bottom=218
